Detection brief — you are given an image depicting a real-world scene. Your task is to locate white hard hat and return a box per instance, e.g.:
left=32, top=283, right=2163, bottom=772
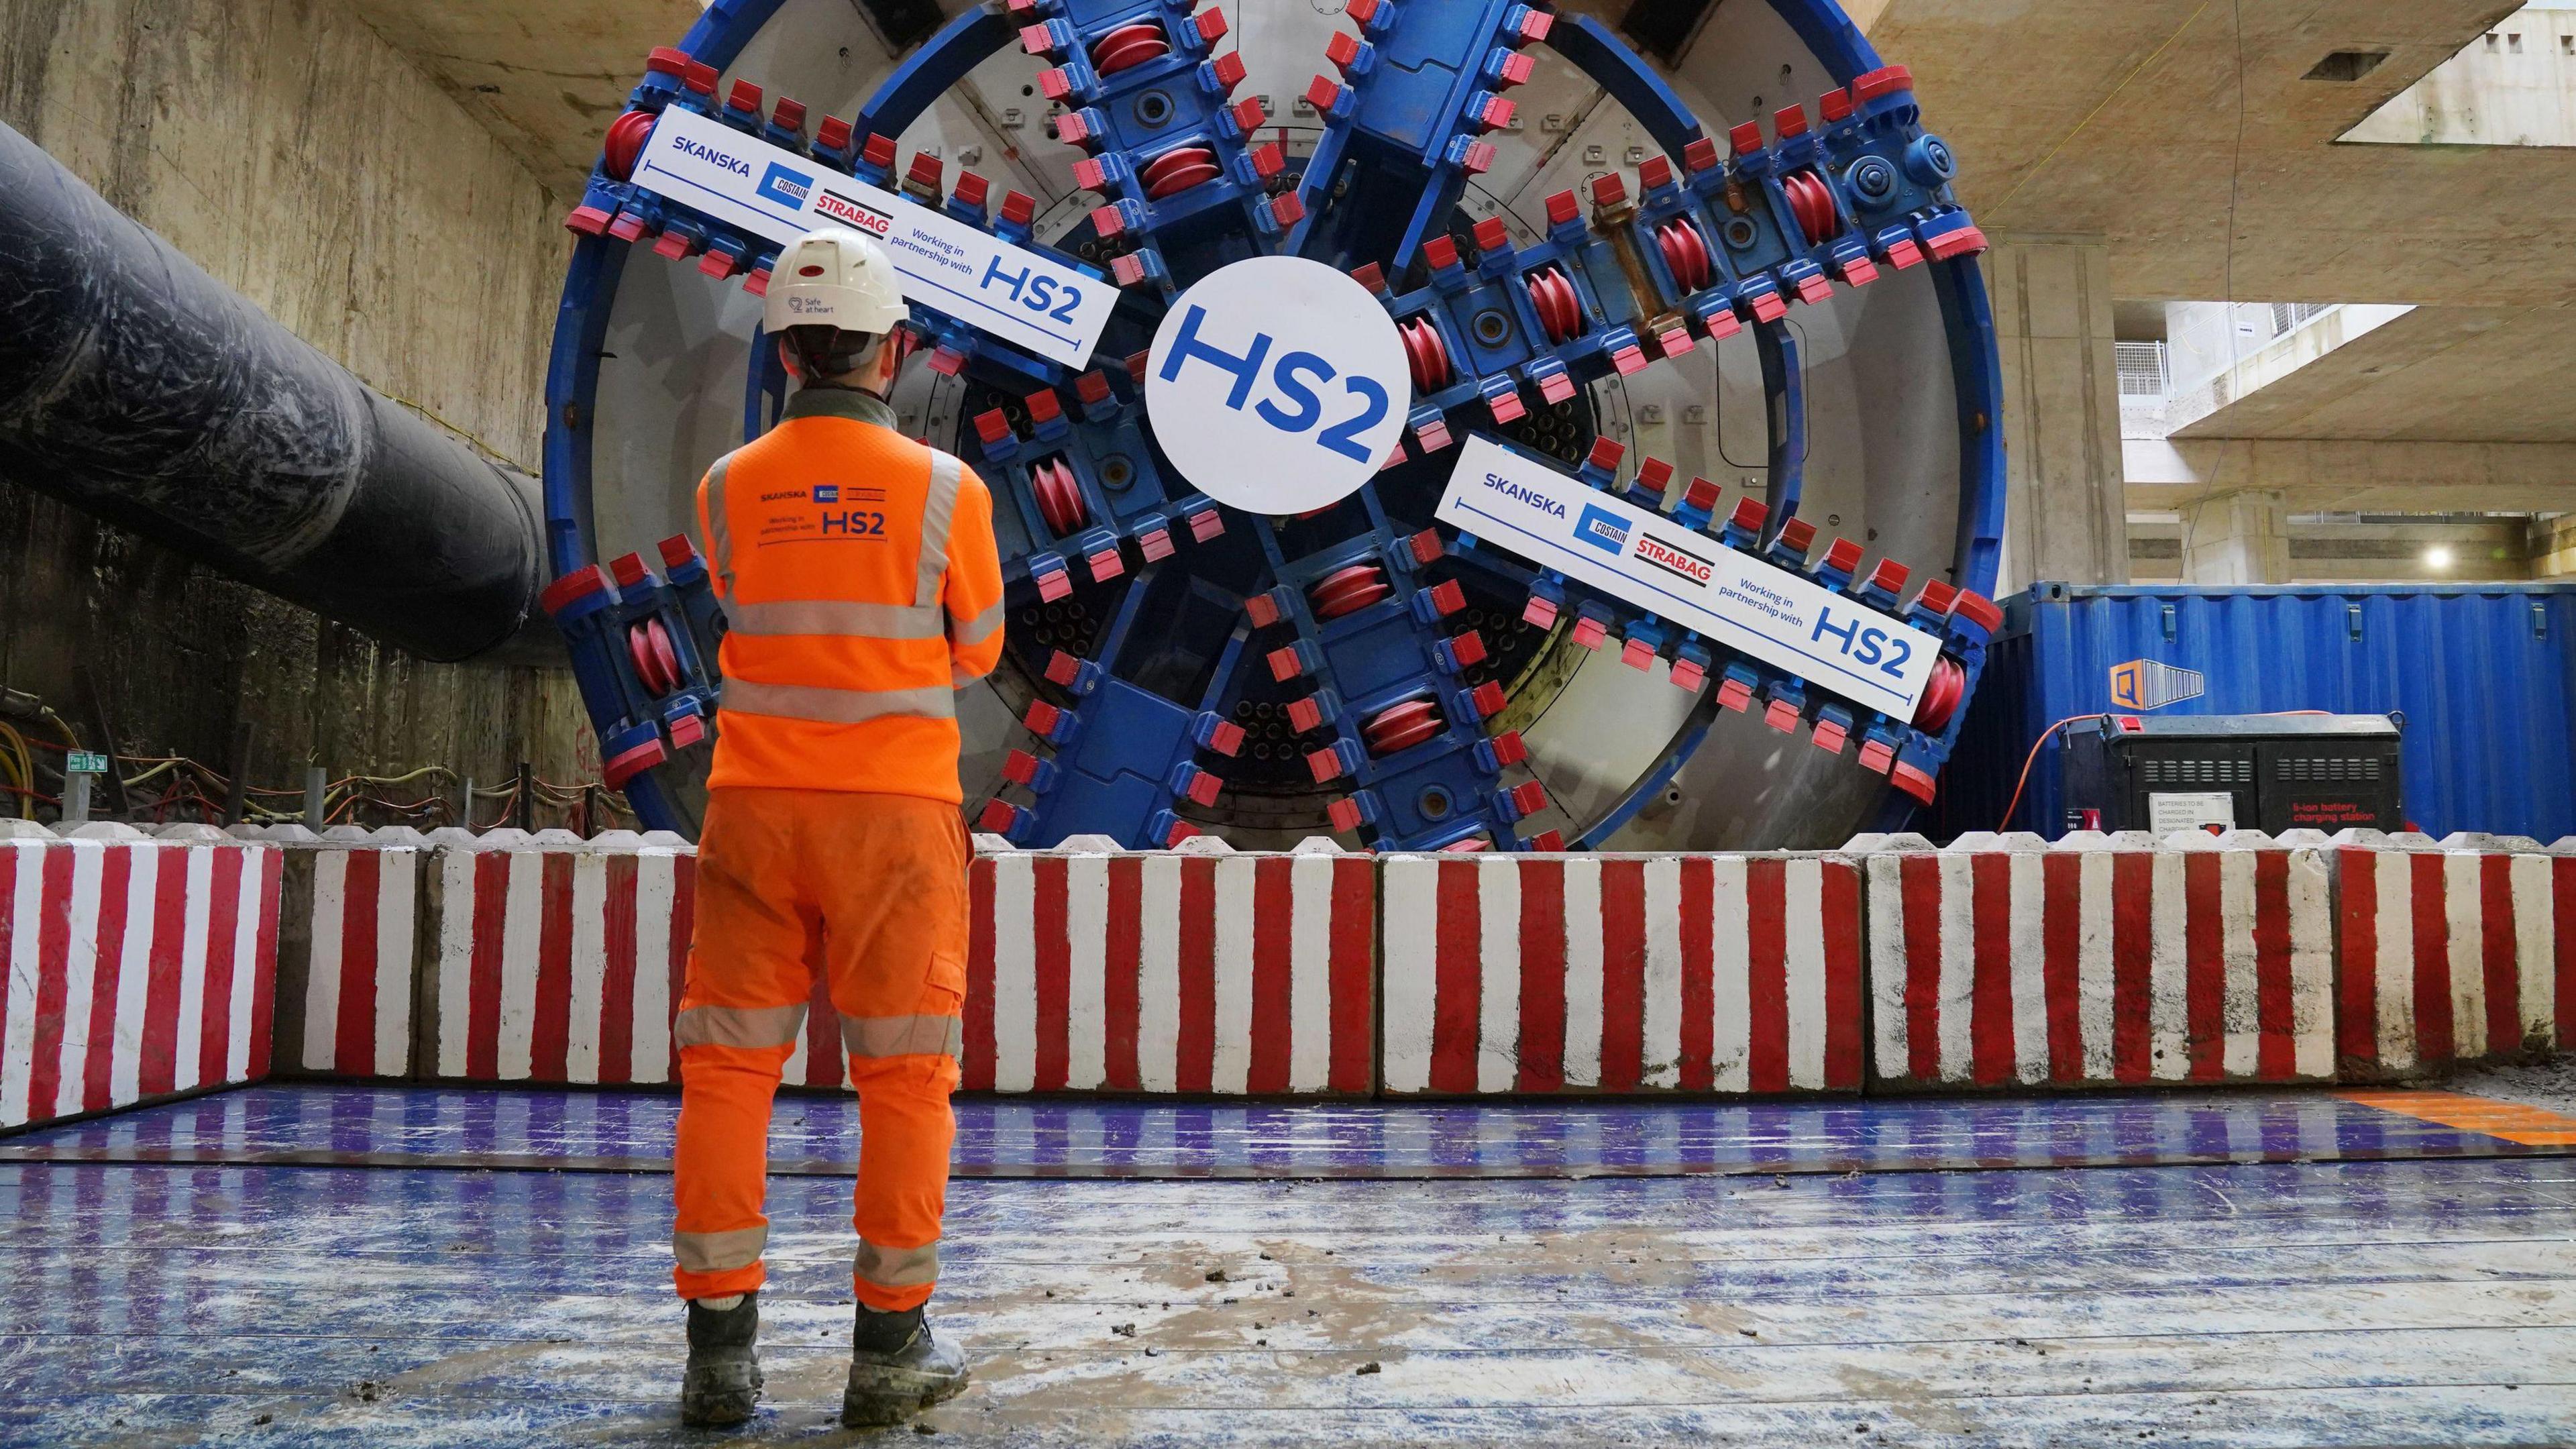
left=763, top=226, right=906, bottom=337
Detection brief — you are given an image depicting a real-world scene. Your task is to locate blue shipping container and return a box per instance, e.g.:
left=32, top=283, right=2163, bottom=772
left=1935, top=583, right=2576, bottom=842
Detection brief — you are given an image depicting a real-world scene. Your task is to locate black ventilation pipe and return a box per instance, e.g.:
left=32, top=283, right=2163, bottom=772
left=0, top=119, right=542, bottom=663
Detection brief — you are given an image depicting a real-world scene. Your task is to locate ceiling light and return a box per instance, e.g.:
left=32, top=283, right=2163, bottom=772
left=2424, top=546, right=2454, bottom=569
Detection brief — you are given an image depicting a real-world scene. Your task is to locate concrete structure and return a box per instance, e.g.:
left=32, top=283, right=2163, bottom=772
left=0, top=0, right=593, bottom=819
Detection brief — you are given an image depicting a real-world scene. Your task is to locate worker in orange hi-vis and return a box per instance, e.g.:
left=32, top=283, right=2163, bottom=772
left=670, top=226, right=1003, bottom=1431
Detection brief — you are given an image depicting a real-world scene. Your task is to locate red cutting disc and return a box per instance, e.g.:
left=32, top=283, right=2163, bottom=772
left=1785, top=170, right=1839, bottom=246
left=1913, top=655, right=1966, bottom=733
left=1362, top=699, right=1444, bottom=757
left=1657, top=218, right=1712, bottom=293
left=1529, top=269, right=1583, bottom=343
left=1140, top=147, right=1220, bottom=200
left=1091, top=23, right=1171, bottom=75
left=1034, top=459, right=1088, bottom=535
left=628, top=619, right=680, bottom=696
left=1309, top=564, right=1393, bottom=620
left=602, top=110, right=657, bottom=183
left=1400, top=318, right=1451, bottom=393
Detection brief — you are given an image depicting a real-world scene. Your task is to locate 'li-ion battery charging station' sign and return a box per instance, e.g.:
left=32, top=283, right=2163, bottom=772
left=629, top=106, right=1117, bottom=370
left=1436, top=435, right=1942, bottom=719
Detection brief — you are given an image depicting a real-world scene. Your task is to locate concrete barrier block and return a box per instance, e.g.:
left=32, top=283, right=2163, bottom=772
left=1378, top=852, right=1864, bottom=1095
left=1865, top=840, right=2334, bottom=1089
left=1, top=837, right=280, bottom=1132
left=969, top=847, right=1375, bottom=1095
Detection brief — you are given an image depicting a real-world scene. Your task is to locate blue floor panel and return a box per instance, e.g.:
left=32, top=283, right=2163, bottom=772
left=0, top=1083, right=2553, bottom=1179
left=2, top=1085, right=2571, bottom=1445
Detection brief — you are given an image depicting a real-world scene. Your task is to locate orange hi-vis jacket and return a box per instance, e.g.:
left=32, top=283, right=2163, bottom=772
left=695, top=387, right=1006, bottom=802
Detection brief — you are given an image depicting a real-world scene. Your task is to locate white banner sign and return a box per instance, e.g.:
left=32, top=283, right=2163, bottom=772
left=629, top=105, right=1116, bottom=369
left=1436, top=435, right=1941, bottom=718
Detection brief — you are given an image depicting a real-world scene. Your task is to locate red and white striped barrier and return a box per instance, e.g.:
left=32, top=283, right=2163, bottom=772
left=1, top=834, right=280, bottom=1130
left=282, top=845, right=423, bottom=1078
left=966, top=843, right=1377, bottom=1095
left=1379, top=853, right=1866, bottom=1095
left=1860, top=833, right=2336, bottom=1089
left=2334, top=837, right=2572, bottom=1077
left=421, top=843, right=696, bottom=1085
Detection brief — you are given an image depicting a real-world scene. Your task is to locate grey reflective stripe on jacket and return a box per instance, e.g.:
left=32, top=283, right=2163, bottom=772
left=672, top=1002, right=809, bottom=1051
left=725, top=598, right=945, bottom=640
left=855, top=1238, right=940, bottom=1289
left=947, top=599, right=1006, bottom=650
left=840, top=1013, right=965, bottom=1061
left=674, top=1224, right=767, bottom=1275
left=720, top=682, right=957, bottom=725
left=703, top=454, right=739, bottom=600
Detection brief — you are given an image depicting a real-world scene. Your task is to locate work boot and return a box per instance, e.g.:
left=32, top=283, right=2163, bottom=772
left=841, top=1302, right=970, bottom=1428
left=680, top=1292, right=763, bottom=1428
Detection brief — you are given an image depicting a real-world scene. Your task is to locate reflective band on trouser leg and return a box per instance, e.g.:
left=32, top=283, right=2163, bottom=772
left=674, top=1224, right=769, bottom=1276
left=719, top=681, right=957, bottom=725
left=725, top=598, right=945, bottom=639
left=673, top=1002, right=811, bottom=1049
left=855, top=1238, right=940, bottom=1293
left=841, top=1014, right=965, bottom=1061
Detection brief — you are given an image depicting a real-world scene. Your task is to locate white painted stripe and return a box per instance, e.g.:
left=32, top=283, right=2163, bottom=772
left=1210, top=857, right=1256, bottom=1094
left=228, top=850, right=268, bottom=1082
left=2218, top=851, right=2259, bottom=1078
left=565, top=852, right=608, bottom=1084
left=304, top=851, right=349, bottom=1072
left=1378, top=859, right=1437, bottom=1093
left=496, top=851, right=545, bottom=1081
left=1639, top=856, right=1682, bottom=1090
left=2443, top=851, right=2486, bottom=1061
left=2146, top=850, right=2188, bottom=1081
left=435, top=851, right=478, bottom=1079
left=1864, top=859, right=1907, bottom=1081
left=1136, top=855, right=1182, bottom=1093
left=1474, top=855, right=1521, bottom=1093
left=372, top=853, right=413, bottom=1078
left=110, top=844, right=158, bottom=1104
left=2006, top=852, right=2047, bottom=1084
left=631, top=852, right=678, bottom=1083
left=989, top=854, right=1037, bottom=1093
left=1782, top=859, right=1827, bottom=1091
left=172, top=847, right=214, bottom=1092
left=1560, top=857, right=1605, bottom=1089
left=1935, top=852, right=1974, bottom=1081
left=2511, top=853, right=2555, bottom=1050
left=3, top=856, right=38, bottom=1118
left=1286, top=855, right=1336, bottom=1093
left=2286, top=849, right=2335, bottom=1079
left=1710, top=856, right=1752, bottom=1093
left=52, top=843, right=104, bottom=1118
left=1063, top=853, right=1109, bottom=1091
left=2373, top=851, right=2415, bottom=1070
left=2076, top=851, right=2116, bottom=1081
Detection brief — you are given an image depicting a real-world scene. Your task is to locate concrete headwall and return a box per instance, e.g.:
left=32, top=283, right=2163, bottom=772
left=0, top=0, right=592, bottom=804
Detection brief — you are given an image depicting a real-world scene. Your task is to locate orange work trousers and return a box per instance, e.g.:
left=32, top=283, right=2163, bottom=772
left=671, top=787, right=969, bottom=1310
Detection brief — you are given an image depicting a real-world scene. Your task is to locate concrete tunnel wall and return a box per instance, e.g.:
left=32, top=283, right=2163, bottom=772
left=0, top=0, right=596, bottom=815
